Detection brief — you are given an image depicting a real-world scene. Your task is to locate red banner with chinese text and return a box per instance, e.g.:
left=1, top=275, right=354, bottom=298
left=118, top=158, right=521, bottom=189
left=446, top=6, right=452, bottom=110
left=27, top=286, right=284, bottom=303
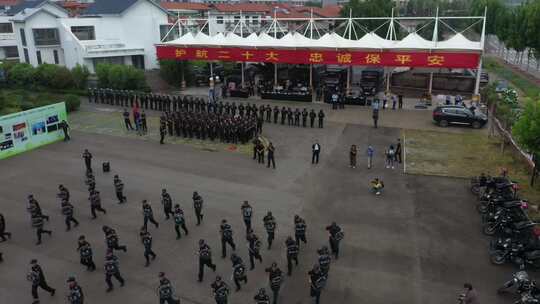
left=156, top=46, right=481, bottom=68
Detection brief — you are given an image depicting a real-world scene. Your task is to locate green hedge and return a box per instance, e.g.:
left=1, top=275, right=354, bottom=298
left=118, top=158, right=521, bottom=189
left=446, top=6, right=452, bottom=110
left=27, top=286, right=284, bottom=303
left=95, top=63, right=147, bottom=90
left=0, top=89, right=81, bottom=115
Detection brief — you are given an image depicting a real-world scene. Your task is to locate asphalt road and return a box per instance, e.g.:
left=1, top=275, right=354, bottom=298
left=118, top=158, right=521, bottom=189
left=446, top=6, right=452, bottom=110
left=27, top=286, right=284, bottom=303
left=0, top=116, right=515, bottom=304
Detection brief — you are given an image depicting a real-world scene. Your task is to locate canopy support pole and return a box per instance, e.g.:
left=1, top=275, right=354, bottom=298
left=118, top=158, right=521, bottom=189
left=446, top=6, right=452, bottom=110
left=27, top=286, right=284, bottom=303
left=474, top=58, right=482, bottom=95
left=386, top=68, right=391, bottom=93
left=428, top=72, right=433, bottom=94
left=274, top=64, right=277, bottom=88
left=210, top=62, right=213, bottom=78
left=346, top=66, right=351, bottom=94
left=309, top=64, right=313, bottom=89
left=241, top=62, right=245, bottom=87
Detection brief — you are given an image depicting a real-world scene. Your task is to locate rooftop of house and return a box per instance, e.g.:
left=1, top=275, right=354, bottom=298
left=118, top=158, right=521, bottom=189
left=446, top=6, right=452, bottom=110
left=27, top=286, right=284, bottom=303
left=159, top=2, right=209, bottom=11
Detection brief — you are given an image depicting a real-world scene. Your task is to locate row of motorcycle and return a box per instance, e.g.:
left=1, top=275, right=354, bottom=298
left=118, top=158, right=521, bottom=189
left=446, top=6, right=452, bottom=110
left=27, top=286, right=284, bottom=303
left=471, top=174, right=540, bottom=303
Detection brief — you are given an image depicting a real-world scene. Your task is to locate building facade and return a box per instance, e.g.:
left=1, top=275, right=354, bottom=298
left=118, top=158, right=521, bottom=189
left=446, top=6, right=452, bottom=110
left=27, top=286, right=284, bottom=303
left=0, top=15, right=18, bottom=60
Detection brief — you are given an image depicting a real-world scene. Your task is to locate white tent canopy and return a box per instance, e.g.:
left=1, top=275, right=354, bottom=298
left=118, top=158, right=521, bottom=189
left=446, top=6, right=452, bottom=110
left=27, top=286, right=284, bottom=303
left=435, top=33, right=482, bottom=51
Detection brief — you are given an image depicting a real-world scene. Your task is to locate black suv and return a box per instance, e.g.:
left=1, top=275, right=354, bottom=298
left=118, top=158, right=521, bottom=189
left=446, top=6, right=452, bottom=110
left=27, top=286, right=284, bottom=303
left=432, top=105, right=487, bottom=129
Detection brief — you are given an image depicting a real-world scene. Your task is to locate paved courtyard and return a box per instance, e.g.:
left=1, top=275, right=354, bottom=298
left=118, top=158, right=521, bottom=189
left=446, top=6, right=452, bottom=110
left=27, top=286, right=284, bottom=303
left=0, top=101, right=516, bottom=304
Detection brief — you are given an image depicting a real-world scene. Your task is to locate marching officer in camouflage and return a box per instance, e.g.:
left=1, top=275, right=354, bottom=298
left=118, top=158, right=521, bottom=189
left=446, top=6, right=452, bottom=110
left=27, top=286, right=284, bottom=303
left=246, top=229, right=263, bottom=270
left=193, top=191, right=204, bottom=225
left=309, top=264, right=327, bottom=304
left=0, top=213, right=11, bottom=242
left=309, top=109, right=317, bottom=128
left=77, top=235, right=96, bottom=271
left=61, top=199, right=79, bottom=231
left=231, top=253, right=248, bottom=291
left=317, top=246, right=331, bottom=277
left=294, top=215, right=307, bottom=248
left=27, top=194, right=50, bottom=221
left=263, top=211, right=276, bottom=249
left=140, top=228, right=157, bottom=267
left=103, top=225, right=127, bottom=253
left=89, top=190, right=107, bottom=219
left=172, top=204, right=188, bottom=239
left=28, top=259, right=56, bottom=304
left=211, top=276, right=230, bottom=304
left=161, top=189, right=173, bottom=220
left=85, top=170, right=96, bottom=192
left=220, top=219, right=236, bottom=258
left=241, top=201, right=253, bottom=234
left=326, top=222, right=344, bottom=259
left=113, top=175, right=126, bottom=204
left=32, top=211, right=52, bottom=245
left=157, top=272, right=180, bottom=304
left=57, top=184, right=70, bottom=202
left=66, top=276, right=84, bottom=304
left=264, top=262, right=283, bottom=304
left=254, top=288, right=270, bottom=304
left=285, top=236, right=299, bottom=276
left=82, top=149, right=92, bottom=172
left=104, top=250, right=125, bottom=292
left=142, top=200, right=159, bottom=230
left=197, top=239, right=216, bottom=282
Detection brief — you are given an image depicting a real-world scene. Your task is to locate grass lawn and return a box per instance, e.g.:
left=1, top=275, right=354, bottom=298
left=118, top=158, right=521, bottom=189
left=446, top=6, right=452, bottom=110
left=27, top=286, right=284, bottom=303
left=404, top=129, right=540, bottom=216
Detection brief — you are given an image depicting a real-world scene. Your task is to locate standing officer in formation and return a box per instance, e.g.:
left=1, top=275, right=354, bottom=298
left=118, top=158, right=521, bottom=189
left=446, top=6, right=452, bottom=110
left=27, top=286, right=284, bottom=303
left=61, top=199, right=79, bottom=231
left=308, top=264, right=326, bottom=304
left=103, top=225, right=128, bottom=253
left=140, top=228, right=157, bottom=267
left=0, top=213, right=11, bottom=242
left=27, top=259, right=55, bottom=304
left=89, top=190, right=107, bottom=219
left=173, top=204, right=189, bottom=239
left=231, top=253, right=248, bottom=291
left=66, top=277, right=84, bottom=304
left=326, top=222, right=344, bottom=259
left=142, top=200, right=159, bottom=230
left=285, top=236, right=299, bottom=276
left=246, top=229, right=263, bottom=270
left=317, top=246, right=331, bottom=277
left=82, top=149, right=92, bottom=172
left=241, top=201, right=253, bottom=233
left=160, top=123, right=166, bottom=145
left=254, top=288, right=270, bottom=304
left=302, top=108, right=308, bottom=127
left=192, top=191, right=204, bottom=225
left=211, top=276, right=230, bottom=304
left=220, top=219, right=236, bottom=258
left=113, top=175, right=126, bottom=204
left=161, top=189, right=173, bottom=220
left=273, top=106, right=279, bottom=124
left=104, top=250, right=125, bottom=292
left=77, top=235, right=96, bottom=271
left=294, top=215, right=307, bottom=248
left=157, top=272, right=180, bottom=304
left=318, top=110, right=325, bottom=128
left=264, top=262, right=283, bottom=304
left=309, top=109, right=316, bottom=128
left=263, top=212, right=276, bottom=249
left=197, top=239, right=216, bottom=282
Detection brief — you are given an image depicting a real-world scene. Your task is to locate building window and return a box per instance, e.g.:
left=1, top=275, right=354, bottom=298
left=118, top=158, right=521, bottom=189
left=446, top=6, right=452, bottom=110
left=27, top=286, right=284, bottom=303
left=36, top=50, right=42, bottom=65
left=33, top=28, right=60, bottom=46
left=216, top=16, right=223, bottom=24
left=71, top=26, right=95, bottom=40
left=252, top=16, right=259, bottom=25
left=20, top=28, right=27, bottom=46
left=4, top=46, right=18, bottom=58
left=132, top=55, right=145, bottom=69
left=234, top=16, right=240, bottom=23
left=0, top=23, right=13, bottom=33
left=23, top=48, right=29, bottom=63
left=53, top=50, right=59, bottom=64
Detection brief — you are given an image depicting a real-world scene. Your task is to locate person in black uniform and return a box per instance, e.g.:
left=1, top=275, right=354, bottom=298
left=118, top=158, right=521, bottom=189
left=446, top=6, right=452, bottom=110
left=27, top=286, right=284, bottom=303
left=256, top=141, right=265, bottom=164
left=318, top=110, right=325, bottom=128
left=266, top=142, right=276, bottom=169
left=161, top=189, right=173, bottom=220
left=211, top=276, right=230, bottom=304
left=77, top=235, right=96, bottom=271
left=241, top=201, right=253, bottom=234
left=294, top=215, right=307, bottom=248
left=142, top=200, right=159, bottom=230
left=61, top=199, right=79, bottom=231
left=103, top=225, right=127, bottom=253
left=82, top=149, right=92, bottom=172
left=89, top=190, right=107, bottom=219
left=263, top=212, right=276, bottom=249
left=158, top=272, right=180, bottom=304
left=231, top=253, right=248, bottom=291
left=113, top=175, right=126, bottom=204
left=32, top=213, right=52, bottom=245
left=141, top=110, right=147, bottom=133
left=28, top=259, right=55, bottom=303
left=301, top=108, right=308, bottom=127
left=287, top=108, right=293, bottom=126
left=220, top=219, right=236, bottom=258
left=254, top=288, right=270, bottom=304
left=123, top=109, right=133, bottom=131
left=294, top=109, right=300, bottom=126
left=265, top=105, right=272, bottom=123
left=27, top=194, right=50, bottom=221
left=317, top=246, right=331, bottom=277
left=280, top=107, right=287, bottom=125
left=264, top=262, right=283, bottom=304
left=309, top=109, right=316, bottom=128
left=325, top=222, right=344, bottom=259
left=104, top=250, right=125, bottom=292
left=140, top=228, right=157, bottom=267
left=192, top=191, right=204, bottom=225
left=197, top=239, right=216, bottom=282
left=309, top=264, right=326, bottom=304
left=60, top=119, right=70, bottom=141
left=57, top=184, right=70, bottom=202
left=172, top=204, right=188, bottom=239
left=66, top=276, right=84, bottom=304
left=285, top=236, right=299, bottom=276
left=0, top=213, right=12, bottom=242
left=160, top=123, right=166, bottom=145
left=247, top=229, right=263, bottom=270
left=273, top=106, right=279, bottom=124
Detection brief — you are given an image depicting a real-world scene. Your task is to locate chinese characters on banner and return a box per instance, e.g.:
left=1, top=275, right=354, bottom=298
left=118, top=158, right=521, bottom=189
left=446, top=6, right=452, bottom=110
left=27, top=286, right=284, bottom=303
left=156, top=46, right=480, bottom=69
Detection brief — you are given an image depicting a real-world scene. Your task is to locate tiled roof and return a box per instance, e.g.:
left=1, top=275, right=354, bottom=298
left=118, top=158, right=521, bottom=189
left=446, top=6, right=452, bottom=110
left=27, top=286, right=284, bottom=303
left=82, top=0, right=138, bottom=15
left=296, top=5, right=342, bottom=18
left=0, top=0, right=20, bottom=6
left=273, top=10, right=309, bottom=19
left=211, top=3, right=271, bottom=13
left=160, top=2, right=209, bottom=11
left=7, top=0, right=45, bottom=14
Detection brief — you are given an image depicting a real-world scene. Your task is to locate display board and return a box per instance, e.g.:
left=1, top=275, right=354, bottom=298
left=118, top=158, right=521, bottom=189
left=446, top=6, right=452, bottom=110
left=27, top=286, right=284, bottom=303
left=0, top=102, right=67, bottom=160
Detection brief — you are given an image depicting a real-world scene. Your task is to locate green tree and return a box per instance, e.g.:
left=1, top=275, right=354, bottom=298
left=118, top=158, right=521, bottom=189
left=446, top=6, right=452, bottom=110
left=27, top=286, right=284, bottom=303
left=470, top=0, right=505, bottom=35
left=8, top=63, right=36, bottom=87
left=341, top=0, right=394, bottom=35
left=95, top=64, right=112, bottom=88
left=305, top=1, right=322, bottom=8
left=71, top=64, right=90, bottom=89
left=512, top=99, right=540, bottom=185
